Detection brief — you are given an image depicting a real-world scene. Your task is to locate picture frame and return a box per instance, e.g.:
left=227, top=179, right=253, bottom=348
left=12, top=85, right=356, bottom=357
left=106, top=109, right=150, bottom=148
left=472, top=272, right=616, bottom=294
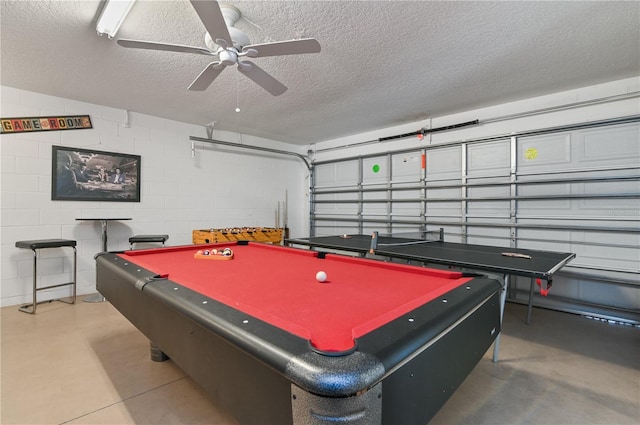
left=51, top=145, right=141, bottom=202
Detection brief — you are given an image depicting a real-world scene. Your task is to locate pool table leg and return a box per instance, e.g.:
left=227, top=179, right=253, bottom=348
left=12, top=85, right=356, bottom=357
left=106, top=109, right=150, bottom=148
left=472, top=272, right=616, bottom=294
left=291, top=382, right=382, bottom=425
left=150, top=342, right=169, bottom=362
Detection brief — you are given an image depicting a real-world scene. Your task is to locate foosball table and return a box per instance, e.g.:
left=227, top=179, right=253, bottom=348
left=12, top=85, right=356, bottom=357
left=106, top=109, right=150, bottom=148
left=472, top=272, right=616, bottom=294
left=192, top=227, right=284, bottom=245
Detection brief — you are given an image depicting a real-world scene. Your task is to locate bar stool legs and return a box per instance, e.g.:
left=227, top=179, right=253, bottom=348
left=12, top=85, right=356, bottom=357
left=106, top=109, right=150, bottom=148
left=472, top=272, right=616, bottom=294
left=15, top=239, right=77, bottom=314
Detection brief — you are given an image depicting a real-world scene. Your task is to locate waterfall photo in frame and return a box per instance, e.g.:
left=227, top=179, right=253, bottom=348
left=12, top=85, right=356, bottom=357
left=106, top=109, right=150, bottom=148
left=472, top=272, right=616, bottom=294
left=51, top=145, right=141, bottom=202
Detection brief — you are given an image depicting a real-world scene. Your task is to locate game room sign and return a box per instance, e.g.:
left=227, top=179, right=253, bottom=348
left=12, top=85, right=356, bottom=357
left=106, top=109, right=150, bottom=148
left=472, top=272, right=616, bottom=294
left=1, top=115, right=92, bottom=134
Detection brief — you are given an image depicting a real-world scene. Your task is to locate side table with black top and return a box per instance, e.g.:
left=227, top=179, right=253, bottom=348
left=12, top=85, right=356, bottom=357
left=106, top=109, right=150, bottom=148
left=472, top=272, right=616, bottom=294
left=75, top=218, right=132, bottom=302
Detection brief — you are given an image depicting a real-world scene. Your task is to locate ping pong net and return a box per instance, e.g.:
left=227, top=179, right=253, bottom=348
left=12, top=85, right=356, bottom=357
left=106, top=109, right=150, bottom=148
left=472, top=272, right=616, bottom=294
left=369, top=228, right=444, bottom=254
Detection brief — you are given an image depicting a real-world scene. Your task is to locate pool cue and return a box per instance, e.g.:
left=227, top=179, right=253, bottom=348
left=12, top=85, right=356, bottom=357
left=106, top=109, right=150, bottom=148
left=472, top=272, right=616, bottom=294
left=284, top=190, right=288, bottom=229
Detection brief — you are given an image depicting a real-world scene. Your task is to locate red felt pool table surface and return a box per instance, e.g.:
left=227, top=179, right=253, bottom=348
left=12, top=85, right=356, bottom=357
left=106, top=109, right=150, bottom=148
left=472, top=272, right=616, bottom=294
left=121, top=242, right=473, bottom=352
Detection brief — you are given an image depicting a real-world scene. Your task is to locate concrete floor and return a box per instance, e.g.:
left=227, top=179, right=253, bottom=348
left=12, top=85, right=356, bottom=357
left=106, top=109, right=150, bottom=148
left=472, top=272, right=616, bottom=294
left=1, top=299, right=638, bottom=425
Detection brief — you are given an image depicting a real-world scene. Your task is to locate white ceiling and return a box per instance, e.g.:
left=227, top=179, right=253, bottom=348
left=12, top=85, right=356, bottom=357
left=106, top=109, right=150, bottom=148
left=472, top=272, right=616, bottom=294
left=1, top=1, right=638, bottom=145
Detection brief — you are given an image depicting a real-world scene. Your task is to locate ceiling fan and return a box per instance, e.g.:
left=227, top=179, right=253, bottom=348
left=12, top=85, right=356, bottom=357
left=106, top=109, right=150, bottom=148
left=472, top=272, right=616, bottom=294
left=116, top=0, right=321, bottom=96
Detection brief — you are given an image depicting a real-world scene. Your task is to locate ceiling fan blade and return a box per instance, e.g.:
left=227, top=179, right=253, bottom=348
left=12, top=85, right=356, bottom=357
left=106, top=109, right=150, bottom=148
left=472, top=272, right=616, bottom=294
left=242, top=38, right=321, bottom=58
left=117, top=39, right=213, bottom=56
left=237, top=61, right=287, bottom=96
left=188, top=62, right=225, bottom=91
left=190, top=0, right=232, bottom=47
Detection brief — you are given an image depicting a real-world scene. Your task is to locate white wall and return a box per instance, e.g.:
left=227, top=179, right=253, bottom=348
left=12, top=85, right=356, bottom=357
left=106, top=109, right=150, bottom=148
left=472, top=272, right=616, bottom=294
left=311, top=77, right=640, bottom=161
left=0, top=86, right=310, bottom=307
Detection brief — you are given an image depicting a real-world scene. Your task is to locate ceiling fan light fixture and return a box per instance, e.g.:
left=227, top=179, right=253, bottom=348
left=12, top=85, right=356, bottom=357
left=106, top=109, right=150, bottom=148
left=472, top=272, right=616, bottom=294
left=96, top=0, right=136, bottom=38
left=219, top=49, right=237, bottom=66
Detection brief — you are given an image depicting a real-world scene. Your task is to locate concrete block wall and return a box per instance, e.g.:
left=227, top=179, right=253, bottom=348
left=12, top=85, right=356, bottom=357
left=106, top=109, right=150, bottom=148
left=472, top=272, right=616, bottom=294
left=1, top=86, right=309, bottom=307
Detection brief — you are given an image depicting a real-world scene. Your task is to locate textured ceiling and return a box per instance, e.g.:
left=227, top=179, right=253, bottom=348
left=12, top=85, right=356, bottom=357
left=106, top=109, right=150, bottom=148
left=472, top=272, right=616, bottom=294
left=1, top=1, right=638, bottom=145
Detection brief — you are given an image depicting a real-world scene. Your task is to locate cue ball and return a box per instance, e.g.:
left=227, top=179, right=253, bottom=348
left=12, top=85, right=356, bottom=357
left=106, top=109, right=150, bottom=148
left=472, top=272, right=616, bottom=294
left=316, top=271, right=327, bottom=282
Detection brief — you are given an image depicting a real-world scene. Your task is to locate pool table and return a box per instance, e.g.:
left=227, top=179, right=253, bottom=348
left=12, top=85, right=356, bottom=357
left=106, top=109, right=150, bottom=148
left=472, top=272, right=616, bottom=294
left=96, top=242, right=501, bottom=425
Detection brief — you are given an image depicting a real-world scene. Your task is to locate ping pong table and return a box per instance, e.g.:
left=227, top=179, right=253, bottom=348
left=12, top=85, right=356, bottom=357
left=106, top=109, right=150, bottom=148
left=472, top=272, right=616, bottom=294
left=286, top=230, right=575, bottom=362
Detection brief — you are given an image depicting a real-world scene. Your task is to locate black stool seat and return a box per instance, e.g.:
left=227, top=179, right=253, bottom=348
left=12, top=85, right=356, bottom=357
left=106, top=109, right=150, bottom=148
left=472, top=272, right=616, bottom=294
left=15, top=239, right=77, bottom=250
left=129, top=235, right=169, bottom=244
left=15, top=238, right=77, bottom=314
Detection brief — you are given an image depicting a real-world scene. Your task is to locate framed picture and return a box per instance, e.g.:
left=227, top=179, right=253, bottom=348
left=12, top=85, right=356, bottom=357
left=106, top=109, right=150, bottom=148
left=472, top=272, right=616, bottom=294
left=51, top=145, right=141, bottom=202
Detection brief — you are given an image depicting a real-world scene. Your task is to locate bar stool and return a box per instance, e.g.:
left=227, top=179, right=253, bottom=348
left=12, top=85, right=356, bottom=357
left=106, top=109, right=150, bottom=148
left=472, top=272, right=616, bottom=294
left=15, top=239, right=77, bottom=314
left=129, top=235, right=169, bottom=249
